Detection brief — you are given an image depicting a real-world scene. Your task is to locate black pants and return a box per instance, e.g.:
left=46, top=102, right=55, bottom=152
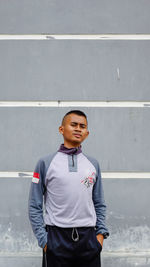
left=43, top=225, right=102, bottom=267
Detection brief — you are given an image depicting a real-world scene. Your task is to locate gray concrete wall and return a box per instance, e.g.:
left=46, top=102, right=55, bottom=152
left=0, top=177, right=150, bottom=252
left=0, top=177, right=150, bottom=266
left=0, top=107, right=150, bottom=171
left=0, top=0, right=150, bottom=34
left=0, top=41, right=150, bottom=101
left=0, top=1, right=150, bottom=267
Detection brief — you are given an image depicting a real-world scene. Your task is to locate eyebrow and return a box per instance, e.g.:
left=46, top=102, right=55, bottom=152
left=70, top=122, right=87, bottom=126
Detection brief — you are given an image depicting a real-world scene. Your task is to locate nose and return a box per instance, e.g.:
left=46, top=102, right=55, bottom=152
left=75, top=124, right=81, bottom=131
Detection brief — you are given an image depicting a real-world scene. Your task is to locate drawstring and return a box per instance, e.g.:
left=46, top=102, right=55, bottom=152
left=72, top=227, right=79, bottom=242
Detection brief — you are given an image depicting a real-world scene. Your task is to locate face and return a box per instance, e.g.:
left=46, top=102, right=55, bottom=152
left=59, top=114, right=89, bottom=147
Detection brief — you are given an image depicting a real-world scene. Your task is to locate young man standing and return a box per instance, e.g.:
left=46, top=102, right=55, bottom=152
left=28, top=110, right=109, bottom=267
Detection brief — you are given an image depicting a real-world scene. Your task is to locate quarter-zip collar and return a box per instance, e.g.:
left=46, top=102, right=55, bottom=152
left=58, top=143, right=82, bottom=155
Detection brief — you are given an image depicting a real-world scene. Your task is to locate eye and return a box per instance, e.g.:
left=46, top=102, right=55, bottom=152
left=80, top=124, right=86, bottom=128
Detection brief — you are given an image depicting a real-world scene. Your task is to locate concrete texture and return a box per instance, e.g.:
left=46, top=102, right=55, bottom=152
left=0, top=107, right=150, bottom=171
left=0, top=177, right=149, bottom=254
left=0, top=256, right=42, bottom=267
left=102, top=254, right=150, bottom=267
left=0, top=1, right=149, bottom=266
left=0, top=41, right=150, bottom=101
left=103, top=179, right=150, bottom=253
left=0, top=254, right=150, bottom=267
left=0, top=0, right=150, bottom=34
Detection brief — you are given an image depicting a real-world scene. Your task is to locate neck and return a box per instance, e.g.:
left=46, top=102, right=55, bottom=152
left=58, top=143, right=82, bottom=155
left=64, top=141, right=81, bottom=149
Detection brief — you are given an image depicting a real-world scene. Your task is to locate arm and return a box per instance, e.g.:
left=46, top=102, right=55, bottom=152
left=28, top=159, right=47, bottom=248
left=92, top=162, right=109, bottom=244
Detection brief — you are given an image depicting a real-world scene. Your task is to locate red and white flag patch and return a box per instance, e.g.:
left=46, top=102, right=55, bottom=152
left=32, top=172, right=40, bottom=184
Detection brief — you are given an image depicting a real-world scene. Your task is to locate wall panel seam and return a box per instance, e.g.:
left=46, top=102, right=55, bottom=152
left=0, top=172, right=150, bottom=179
left=0, top=34, right=150, bottom=40
left=0, top=101, right=150, bottom=107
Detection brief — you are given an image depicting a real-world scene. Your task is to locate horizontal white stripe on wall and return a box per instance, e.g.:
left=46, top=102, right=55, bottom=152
left=1, top=251, right=150, bottom=257
left=0, top=172, right=150, bottom=179
left=0, top=34, right=150, bottom=40
left=0, top=101, right=150, bottom=108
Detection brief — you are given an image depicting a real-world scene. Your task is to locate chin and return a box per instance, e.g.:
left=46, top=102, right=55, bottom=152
left=72, top=139, right=81, bottom=145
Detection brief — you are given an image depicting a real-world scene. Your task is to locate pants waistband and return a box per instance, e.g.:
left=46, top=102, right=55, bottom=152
left=46, top=225, right=95, bottom=230
left=46, top=225, right=95, bottom=242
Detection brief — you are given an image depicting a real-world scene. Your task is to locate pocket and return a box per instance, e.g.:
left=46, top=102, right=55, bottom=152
left=47, top=226, right=74, bottom=258
left=94, top=231, right=102, bottom=252
left=46, top=228, right=52, bottom=251
left=95, top=237, right=102, bottom=252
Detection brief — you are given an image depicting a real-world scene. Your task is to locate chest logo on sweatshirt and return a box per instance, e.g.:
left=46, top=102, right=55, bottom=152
left=81, top=172, right=96, bottom=188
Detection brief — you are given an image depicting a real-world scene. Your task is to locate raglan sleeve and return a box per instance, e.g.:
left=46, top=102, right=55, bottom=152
left=28, top=159, right=47, bottom=248
left=92, top=161, right=109, bottom=239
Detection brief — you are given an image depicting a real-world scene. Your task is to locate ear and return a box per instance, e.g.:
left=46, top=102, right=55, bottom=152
left=59, top=125, right=64, bottom=135
left=86, top=130, right=89, bottom=138
left=84, top=130, right=89, bottom=141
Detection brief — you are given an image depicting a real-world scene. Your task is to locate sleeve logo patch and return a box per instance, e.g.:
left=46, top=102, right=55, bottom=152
left=32, top=172, right=40, bottom=183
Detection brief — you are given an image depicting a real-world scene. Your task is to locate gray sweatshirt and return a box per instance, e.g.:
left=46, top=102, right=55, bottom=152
left=28, top=144, right=109, bottom=248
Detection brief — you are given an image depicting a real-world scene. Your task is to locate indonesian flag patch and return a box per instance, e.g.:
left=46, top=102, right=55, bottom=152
left=32, top=172, right=40, bottom=184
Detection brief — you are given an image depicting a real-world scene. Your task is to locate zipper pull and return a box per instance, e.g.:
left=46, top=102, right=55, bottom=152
left=72, top=155, right=74, bottom=167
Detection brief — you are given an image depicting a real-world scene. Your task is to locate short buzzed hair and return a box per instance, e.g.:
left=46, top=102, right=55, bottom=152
left=61, top=110, right=88, bottom=126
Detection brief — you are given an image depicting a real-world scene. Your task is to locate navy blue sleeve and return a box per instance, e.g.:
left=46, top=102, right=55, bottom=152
left=28, top=159, right=47, bottom=248
left=92, top=161, right=109, bottom=238
left=83, top=153, right=109, bottom=238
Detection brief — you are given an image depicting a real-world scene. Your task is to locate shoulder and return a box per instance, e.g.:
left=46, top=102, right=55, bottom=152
left=36, top=152, right=58, bottom=171
left=40, top=152, right=57, bottom=163
left=82, top=153, right=100, bottom=170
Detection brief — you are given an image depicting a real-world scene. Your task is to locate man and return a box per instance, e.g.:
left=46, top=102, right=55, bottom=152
left=28, top=110, right=109, bottom=267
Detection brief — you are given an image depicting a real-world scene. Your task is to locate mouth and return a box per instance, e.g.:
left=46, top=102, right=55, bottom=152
left=73, top=133, right=82, bottom=138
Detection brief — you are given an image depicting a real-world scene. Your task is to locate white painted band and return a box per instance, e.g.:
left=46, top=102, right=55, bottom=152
left=0, top=34, right=150, bottom=40
left=0, top=101, right=150, bottom=108
left=0, top=251, right=150, bottom=257
left=0, top=172, right=150, bottom=179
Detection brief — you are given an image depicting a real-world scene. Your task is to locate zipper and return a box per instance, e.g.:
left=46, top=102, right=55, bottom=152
left=72, top=155, right=74, bottom=167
